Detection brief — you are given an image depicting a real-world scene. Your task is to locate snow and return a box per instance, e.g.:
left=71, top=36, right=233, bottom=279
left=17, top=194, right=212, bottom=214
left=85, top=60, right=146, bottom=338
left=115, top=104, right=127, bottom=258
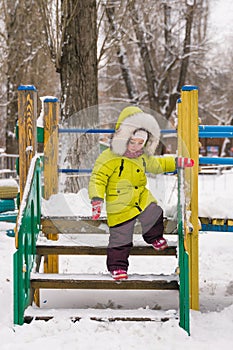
left=1, top=222, right=233, bottom=348
left=209, top=0, right=233, bottom=45
left=37, top=96, right=58, bottom=127
left=0, top=0, right=233, bottom=345
left=42, top=169, right=233, bottom=221
left=1, top=169, right=233, bottom=348
left=42, top=189, right=95, bottom=218
left=0, top=178, right=18, bottom=188
left=30, top=272, right=178, bottom=282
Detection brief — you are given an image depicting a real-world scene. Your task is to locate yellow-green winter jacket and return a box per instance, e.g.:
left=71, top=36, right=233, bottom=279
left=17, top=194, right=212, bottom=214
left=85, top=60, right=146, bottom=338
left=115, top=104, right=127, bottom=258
left=88, top=148, right=176, bottom=227
left=88, top=106, right=176, bottom=227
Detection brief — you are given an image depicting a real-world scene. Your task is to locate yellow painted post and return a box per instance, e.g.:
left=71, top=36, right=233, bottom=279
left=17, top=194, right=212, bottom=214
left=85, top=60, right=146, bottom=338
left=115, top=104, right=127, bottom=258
left=17, top=85, right=37, bottom=201
left=177, top=98, right=183, bottom=156
left=178, top=85, right=199, bottom=310
left=43, top=97, right=59, bottom=274
left=16, top=85, right=37, bottom=248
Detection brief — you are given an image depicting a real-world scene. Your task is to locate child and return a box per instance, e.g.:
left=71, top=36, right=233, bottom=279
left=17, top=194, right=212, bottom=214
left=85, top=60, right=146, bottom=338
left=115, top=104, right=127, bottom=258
left=88, top=106, right=176, bottom=280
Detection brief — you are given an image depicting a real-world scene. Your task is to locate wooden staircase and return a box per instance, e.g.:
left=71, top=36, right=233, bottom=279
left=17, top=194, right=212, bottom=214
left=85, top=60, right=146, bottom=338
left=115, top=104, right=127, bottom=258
left=26, top=217, right=179, bottom=323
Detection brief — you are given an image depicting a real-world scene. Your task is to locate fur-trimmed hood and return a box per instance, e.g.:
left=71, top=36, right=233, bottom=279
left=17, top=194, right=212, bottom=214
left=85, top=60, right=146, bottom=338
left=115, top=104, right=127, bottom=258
left=111, top=106, right=160, bottom=156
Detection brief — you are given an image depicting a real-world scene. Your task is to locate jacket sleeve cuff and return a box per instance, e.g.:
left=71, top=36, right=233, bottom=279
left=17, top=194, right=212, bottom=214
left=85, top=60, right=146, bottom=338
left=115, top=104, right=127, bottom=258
left=91, top=197, right=104, bottom=203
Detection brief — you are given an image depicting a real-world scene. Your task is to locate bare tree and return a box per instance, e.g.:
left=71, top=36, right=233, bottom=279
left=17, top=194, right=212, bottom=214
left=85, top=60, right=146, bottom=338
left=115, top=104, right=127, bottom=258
left=129, top=0, right=206, bottom=119
left=99, top=0, right=209, bottom=123
left=0, top=14, right=7, bottom=149
left=39, top=0, right=98, bottom=119
left=39, top=0, right=99, bottom=191
left=1, top=0, right=59, bottom=154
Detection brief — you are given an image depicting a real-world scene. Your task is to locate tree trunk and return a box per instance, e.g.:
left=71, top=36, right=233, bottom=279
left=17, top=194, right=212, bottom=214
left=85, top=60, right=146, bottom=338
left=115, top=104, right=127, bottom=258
left=177, top=2, right=195, bottom=92
left=4, top=0, right=59, bottom=154
left=5, top=0, right=23, bottom=154
left=60, top=0, right=98, bottom=118
left=59, top=0, right=99, bottom=191
left=166, top=2, right=195, bottom=120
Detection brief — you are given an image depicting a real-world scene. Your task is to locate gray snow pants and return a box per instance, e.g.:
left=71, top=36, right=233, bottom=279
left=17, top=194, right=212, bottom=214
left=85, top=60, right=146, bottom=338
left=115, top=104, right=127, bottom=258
left=107, top=202, right=164, bottom=272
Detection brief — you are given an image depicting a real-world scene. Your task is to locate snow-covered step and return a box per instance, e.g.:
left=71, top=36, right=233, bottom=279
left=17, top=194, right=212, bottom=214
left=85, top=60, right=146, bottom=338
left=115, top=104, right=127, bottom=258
left=24, top=307, right=178, bottom=323
left=36, top=233, right=177, bottom=256
left=41, top=216, right=108, bottom=234
left=30, top=273, right=179, bottom=290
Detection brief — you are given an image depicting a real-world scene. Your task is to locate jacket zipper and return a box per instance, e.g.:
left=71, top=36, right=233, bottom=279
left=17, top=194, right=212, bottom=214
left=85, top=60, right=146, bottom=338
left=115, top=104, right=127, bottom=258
left=135, top=204, right=142, bottom=212
left=118, top=159, right=124, bottom=177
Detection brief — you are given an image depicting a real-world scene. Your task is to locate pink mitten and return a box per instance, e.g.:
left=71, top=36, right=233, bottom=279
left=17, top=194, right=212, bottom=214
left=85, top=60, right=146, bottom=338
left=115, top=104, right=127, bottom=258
left=91, top=200, right=102, bottom=220
left=177, top=157, right=194, bottom=168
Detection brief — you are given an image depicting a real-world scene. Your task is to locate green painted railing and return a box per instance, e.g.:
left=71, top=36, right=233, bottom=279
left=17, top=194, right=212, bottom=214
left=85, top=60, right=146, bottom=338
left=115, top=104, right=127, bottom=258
left=177, top=163, right=190, bottom=335
left=13, top=152, right=190, bottom=332
left=13, top=155, right=42, bottom=325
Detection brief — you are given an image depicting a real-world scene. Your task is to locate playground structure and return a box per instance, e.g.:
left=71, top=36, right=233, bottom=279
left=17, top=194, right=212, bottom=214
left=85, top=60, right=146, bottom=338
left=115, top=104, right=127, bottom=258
left=12, top=85, right=233, bottom=335
left=0, top=175, right=18, bottom=224
left=0, top=150, right=19, bottom=223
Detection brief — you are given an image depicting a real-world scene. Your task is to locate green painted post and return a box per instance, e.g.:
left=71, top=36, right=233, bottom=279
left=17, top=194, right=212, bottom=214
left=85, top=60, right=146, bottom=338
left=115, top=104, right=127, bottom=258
left=177, top=164, right=190, bottom=335
left=13, top=251, right=19, bottom=324
left=183, top=252, right=190, bottom=334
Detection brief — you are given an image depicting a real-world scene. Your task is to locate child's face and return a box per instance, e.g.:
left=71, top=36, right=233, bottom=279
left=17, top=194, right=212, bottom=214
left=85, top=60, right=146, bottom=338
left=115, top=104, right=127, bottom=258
left=127, top=137, right=145, bottom=153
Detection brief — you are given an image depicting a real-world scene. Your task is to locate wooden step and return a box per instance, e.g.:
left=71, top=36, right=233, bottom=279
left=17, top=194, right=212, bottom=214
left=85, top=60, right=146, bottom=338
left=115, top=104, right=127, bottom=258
left=24, top=308, right=178, bottom=323
left=42, top=216, right=106, bottom=234
left=36, top=243, right=177, bottom=256
left=41, top=216, right=178, bottom=235
left=31, top=273, right=179, bottom=290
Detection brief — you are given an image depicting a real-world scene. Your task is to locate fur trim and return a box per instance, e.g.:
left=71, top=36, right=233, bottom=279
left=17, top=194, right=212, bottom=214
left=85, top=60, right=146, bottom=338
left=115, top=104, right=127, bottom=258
left=111, top=112, right=160, bottom=156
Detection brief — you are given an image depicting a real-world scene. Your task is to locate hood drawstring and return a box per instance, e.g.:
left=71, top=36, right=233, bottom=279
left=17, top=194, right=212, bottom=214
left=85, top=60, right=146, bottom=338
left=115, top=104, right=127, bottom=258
left=118, top=159, right=124, bottom=177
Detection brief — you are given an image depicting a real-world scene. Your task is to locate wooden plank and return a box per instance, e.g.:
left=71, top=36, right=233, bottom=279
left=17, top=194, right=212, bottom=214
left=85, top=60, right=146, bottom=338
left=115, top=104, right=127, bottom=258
left=41, top=217, right=178, bottom=235
left=212, top=218, right=225, bottom=226
left=24, top=315, right=171, bottom=323
left=36, top=244, right=177, bottom=256
left=41, top=217, right=107, bottom=235
left=43, top=99, right=60, bottom=273
left=199, top=217, right=210, bottom=224
left=31, top=273, right=179, bottom=290
left=24, top=308, right=178, bottom=324
left=43, top=99, right=59, bottom=200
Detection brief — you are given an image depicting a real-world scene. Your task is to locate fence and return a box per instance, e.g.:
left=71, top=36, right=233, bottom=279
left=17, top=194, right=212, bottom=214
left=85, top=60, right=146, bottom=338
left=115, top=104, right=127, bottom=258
left=0, top=152, right=18, bottom=179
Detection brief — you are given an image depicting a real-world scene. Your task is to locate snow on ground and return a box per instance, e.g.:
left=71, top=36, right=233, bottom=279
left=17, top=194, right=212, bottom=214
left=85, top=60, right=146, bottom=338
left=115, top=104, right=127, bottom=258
left=1, top=225, right=233, bottom=348
left=1, top=170, right=233, bottom=348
